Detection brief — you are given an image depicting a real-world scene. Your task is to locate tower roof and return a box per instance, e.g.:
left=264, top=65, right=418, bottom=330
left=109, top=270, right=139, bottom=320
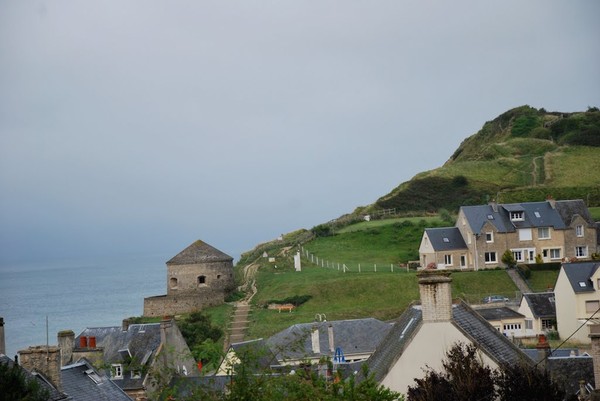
left=167, top=240, right=233, bottom=265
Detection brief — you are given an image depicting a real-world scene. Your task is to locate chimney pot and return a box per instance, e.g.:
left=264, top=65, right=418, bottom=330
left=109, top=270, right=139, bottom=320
left=79, top=336, right=88, bottom=348
left=417, top=271, right=453, bottom=322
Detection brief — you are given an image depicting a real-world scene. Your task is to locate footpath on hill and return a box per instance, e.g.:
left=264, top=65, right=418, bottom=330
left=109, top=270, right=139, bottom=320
left=223, top=261, right=259, bottom=351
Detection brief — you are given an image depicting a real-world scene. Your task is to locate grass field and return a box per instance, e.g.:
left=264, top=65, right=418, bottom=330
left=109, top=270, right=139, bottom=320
left=244, top=263, right=518, bottom=340
left=527, top=270, right=560, bottom=292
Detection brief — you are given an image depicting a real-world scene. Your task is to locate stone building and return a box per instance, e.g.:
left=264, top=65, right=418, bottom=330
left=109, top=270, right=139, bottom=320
left=144, top=240, right=235, bottom=317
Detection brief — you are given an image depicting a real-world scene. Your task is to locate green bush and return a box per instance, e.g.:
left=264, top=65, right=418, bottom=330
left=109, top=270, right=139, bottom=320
left=517, top=264, right=531, bottom=279
left=266, top=295, right=312, bottom=307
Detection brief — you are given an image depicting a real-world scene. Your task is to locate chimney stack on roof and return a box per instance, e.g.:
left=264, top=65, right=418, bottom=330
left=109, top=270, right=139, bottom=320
left=328, top=324, right=335, bottom=353
left=57, top=330, right=74, bottom=367
left=590, top=325, right=600, bottom=391
left=417, top=271, right=453, bottom=322
left=311, top=325, right=321, bottom=354
left=0, top=317, right=5, bottom=355
left=18, top=346, right=62, bottom=391
left=546, top=195, right=556, bottom=209
left=535, top=334, right=551, bottom=371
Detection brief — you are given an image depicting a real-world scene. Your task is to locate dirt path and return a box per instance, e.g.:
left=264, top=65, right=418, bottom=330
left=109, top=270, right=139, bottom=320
left=223, top=261, right=260, bottom=350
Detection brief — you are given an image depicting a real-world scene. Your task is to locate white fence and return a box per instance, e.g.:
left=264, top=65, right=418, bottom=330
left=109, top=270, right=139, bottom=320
left=300, top=247, right=410, bottom=273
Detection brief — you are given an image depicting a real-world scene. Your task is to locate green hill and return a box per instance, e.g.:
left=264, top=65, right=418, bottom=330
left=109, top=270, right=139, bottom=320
left=371, top=106, right=600, bottom=215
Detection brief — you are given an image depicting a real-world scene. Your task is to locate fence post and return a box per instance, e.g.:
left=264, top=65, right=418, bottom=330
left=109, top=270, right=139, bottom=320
left=391, top=264, right=393, bottom=273
left=375, top=264, right=377, bottom=273
left=358, top=264, right=361, bottom=273
left=343, top=264, right=347, bottom=273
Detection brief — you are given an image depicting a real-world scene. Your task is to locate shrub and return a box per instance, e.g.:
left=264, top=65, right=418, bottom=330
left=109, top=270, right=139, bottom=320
left=501, top=250, right=516, bottom=268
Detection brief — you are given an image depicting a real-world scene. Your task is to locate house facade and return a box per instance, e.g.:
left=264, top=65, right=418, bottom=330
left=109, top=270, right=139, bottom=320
left=518, top=292, right=557, bottom=337
left=420, top=199, right=598, bottom=270
left=555, top=261, right=600, bottom=344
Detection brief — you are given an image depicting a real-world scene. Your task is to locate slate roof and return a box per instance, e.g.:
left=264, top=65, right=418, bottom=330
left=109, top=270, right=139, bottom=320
left=0, top=354, right=71, bottom=400
left=229, top=339, right=277, bottom=372
left=364, top=302, right=531, bottom=384
left=76, top=323, right=161, bottom=391
left=61, top=359, right=132, bottom=401
left=265, top=318, right=393, bottom=362
left=547, top=356, right=595, bottom=397
left=460, top=200, right=589, bottom=234
left=424, top=227, right=467, bottom=251
left=560, top=261, right=600, bottom=293
left=521, top=348, right=583, bottom=362
left=521, top=292, right=556, bottom=318
left=167, top=240, right=233, bottom=265
left=474, top=306, right=525, bottom=321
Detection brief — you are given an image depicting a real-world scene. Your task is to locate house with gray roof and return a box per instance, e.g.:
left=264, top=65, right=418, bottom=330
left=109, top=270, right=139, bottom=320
left=360, top=271, right=532, bottom=394
left=1, top=353, right=70, bottom=400
left=473, top=306, right=527, bottom=337
left=555, top=261, right=600, bottom=344
left=216, top=318, right=393, bottom=376
left=61, top=358, right=132, bottom=401
left=518, top=291, right=557, bottom=336
left=419, top=198, right=598, bottom=270
left=59, top=318, right=198, bottom=400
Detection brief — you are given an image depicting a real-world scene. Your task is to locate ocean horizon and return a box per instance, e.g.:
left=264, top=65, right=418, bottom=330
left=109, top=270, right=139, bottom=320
left=0, top=253, right=168, bottom=358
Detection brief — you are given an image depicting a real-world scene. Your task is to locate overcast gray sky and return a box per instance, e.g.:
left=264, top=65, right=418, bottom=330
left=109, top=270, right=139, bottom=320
left=1, top=1, right=599, bottom=263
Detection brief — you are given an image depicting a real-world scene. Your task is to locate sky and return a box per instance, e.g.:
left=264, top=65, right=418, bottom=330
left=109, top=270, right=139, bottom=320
left=1, top=1, right=599, bottom=264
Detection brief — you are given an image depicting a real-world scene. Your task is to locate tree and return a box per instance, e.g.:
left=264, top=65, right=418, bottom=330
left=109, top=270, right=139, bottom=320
left=494, top=362, right=565, bottom=401
left=501, top=249, right=516, bottom=268
left=407, top=343, right=495, bottom=401
left=0, top=359, right=50, bottom=401
left=407, top=342, right=567, bottom=401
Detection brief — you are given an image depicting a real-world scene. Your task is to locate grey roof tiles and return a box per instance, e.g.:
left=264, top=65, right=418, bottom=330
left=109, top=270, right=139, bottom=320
left=167, top=240, right=233, bottom=265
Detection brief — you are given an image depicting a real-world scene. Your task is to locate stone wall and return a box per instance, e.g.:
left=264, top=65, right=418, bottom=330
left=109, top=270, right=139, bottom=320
left=418, top=271, right=453, bottom=322
left=143, top=290, right=225, bottom=317
left=18, top=346, right=62, bottom=390
left=166, top=260, right=235, bottom=296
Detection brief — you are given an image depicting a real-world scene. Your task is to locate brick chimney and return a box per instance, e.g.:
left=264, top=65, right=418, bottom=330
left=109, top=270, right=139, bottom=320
left=57, top=330, right=74, bottom=367
left=311, top=325, right=321, bottom=354
left=18, top=346, right=62, bottom=390
left=0, top=317, right=5, bottom=355
left=418, top=271, right=453, bottom=322
left=590, top=325, right=600, bottom=392
left=535, top=334, right=551, bottom=371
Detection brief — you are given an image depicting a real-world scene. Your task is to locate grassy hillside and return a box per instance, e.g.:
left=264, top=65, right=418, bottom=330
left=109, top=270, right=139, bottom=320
left=371, top=106, right=600, bottom=215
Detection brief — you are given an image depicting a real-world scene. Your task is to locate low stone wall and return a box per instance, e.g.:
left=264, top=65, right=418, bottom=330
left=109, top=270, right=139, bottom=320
left=143, top=292, right=225, bottom=317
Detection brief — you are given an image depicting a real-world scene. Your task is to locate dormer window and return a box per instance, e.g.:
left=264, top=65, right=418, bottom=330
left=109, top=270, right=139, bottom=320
left=510, top=211, right=524, bottom=221
left=112, top=364, right=123, bottom=379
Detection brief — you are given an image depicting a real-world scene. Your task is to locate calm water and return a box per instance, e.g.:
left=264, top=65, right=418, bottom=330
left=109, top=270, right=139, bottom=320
left=0, top=253, right=166, bottom=358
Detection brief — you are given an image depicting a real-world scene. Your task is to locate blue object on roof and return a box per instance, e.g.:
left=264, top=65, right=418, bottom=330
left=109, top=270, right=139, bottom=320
left=334, top=347, right=346, bottom=363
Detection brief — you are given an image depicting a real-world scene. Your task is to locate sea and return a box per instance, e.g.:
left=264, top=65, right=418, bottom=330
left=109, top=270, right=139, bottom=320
left=0, top=253, right=168, bottom=359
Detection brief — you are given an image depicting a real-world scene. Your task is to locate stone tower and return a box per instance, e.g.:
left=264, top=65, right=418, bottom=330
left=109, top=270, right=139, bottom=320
left=144, top=240, right=235, bottom=317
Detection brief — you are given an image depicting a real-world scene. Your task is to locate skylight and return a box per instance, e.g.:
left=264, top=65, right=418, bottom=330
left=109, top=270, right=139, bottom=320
left=579, top=281, right=587, bottom=288
left=443, top=237, right=450, bottom=243
left=487, top=215, right=494, bottom=220
left=534, top=211, right=541, bottom=218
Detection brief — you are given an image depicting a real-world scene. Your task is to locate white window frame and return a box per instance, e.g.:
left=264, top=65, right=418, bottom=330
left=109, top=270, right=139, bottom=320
left=575, top=246, right=588, bottom=258
left=510, top=211, right=524, bottom=221
left=541, top=319, right=554, bottom=330
left=444, top=254, right=452, bottom=266
left=484, top=252, right=497, bottom=263
left=549, top=248, right=561, bottom=260
left=585, top=300, right=600, bottom=313
left=576, top=224, right=584, bottom=237
left=525, top=319, right=533, bottom=330
left=537, top=227, right=550, bottom=240
left=485, top=232, right=494, bottom=243
left=112, top=364, right=123, bottom=379
left=460, top=255, right=466, bottom=268
left=512, top=250, right=524, bottom=262
left=518, top=228, right=532, bottom=241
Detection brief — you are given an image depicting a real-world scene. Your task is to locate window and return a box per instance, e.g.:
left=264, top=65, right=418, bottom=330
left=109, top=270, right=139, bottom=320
left=444, top=254, right=452, bottom=266
left=112, top=364, right=123, bottom=379
left=485, top=232, right=494, bottom=243
left=576, top=225, right=584, bottom=237
left=541, top=319, right=554, bottom=330
left=503, top=323, right=521, bottom=331
left=198, top=275, right=206, bottom=285
left=585, top=300, right=600, bottom=313
left=484, top=252, right=497, bottom=263
left=518, top=228, right=532, bottom=241
left=549, top=248, right=561, bottom=260
left=538, top=227, right=550, bottom=239
left=510, top=211, right=524, bottom=221
left=575, top=246, right=588, bottom=258
left=131, top=370, right=142, bottom=379
left=512, top=250, right=523, bottom=262
left=460, top=255, right=466, bottom=267
left=169, top=277, right=178, bottom=289
left=525, top=319, right=533, bottom=330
